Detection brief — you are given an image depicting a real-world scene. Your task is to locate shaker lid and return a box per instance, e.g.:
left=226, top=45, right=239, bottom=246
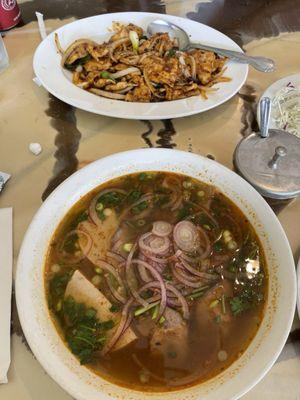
left=234, top=97, right=300, bottom=199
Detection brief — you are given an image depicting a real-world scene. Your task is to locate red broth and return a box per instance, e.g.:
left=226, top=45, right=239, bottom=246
left=45, top=172, right=267, bottom=392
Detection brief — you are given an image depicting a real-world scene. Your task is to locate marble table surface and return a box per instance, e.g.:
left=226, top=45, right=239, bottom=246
left=0, top=0, right=300, bottom=399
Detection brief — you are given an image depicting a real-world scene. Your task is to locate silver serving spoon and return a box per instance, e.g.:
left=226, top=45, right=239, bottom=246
left=147, top=19, right=275, bottom=73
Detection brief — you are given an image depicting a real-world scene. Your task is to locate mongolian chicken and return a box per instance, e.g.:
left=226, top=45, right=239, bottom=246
left=55, top=22, right=231, bottom=102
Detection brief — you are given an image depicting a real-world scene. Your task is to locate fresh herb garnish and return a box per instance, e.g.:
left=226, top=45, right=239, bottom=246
left=63, top=296, right=114, bottom=364
left=109, top=304, right=121, bottom=313
left=132, top=201, right=148, bottom=215
left=98, top=191, right=124, bottom=208
left=127, top=189, right=142, bottom=203
left=63, top=233, right=78, bottom=253
left=48, top=271, right=74, bottom=310
left=230, top=296, right=249, bottom=315
left=64, top=54, right=92, bottom=71
left=71, top=211, right=88, bottom=228
left=177, top=204, right=193, bottom=220
left=166, top=48, right=177, bottom=57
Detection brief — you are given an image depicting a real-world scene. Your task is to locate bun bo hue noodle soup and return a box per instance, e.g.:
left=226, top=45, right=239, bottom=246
left=45, top=172, right=267, bottom=391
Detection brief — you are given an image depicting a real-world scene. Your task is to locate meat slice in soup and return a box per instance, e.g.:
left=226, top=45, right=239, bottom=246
left=150, top=307, right=189, bottom=367
left=45, top=171, right=267, bottom=392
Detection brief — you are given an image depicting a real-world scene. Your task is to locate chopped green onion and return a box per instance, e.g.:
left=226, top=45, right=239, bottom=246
left=189, top=292, right=205, bottom=300
left=189, top=285, right=209, bottom=300
left=139, top=369, right=150, bottom=383
left=129, top=30, right=139, bottom=53
left=221, top=294, right=226, bottom=314
left=209, top=299, right=219, bottom=308
left=123, top=243, right=133, bottom=252
left=203, top=224, right=211, bottom=231
left=134, top=301, right=160, bottom=317
left=166, top=48, right=176, bottom=57
left=56, top=300, right=62, bottom=311
left=182, top=180, right=192, bottom=189
left=94, top=267, right=102, bottom=274
left=152, top=304, right=159, bottom=320
left=96, top=202, right=104, bottom=211
left=159, top=316, right=165, bottom=324
left=137, top=219, right=146, bottom=227
left=101, top=71, right=111, bottom=79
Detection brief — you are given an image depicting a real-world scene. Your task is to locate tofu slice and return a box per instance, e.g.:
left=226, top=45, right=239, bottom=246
left=65, top=270, right=137, bottom=351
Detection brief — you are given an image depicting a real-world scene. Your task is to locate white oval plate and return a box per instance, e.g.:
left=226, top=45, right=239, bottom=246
left=33, top=12, right=248, bottom=120
left=257, top=73, right=300, bottom=130
left=16, top=149, right=296, bottom=400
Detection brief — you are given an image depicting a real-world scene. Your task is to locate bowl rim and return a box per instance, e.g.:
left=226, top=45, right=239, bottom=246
left=16, top=148, right=296, bottom=400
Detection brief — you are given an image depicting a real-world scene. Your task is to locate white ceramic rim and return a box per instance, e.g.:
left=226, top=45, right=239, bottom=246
left=16, top=149, right=296, bottom=400
left=33, top=12, right=248, bottom=120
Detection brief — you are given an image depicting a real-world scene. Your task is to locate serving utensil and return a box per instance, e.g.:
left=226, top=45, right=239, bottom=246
left=147, top=19, right=275, bottom=73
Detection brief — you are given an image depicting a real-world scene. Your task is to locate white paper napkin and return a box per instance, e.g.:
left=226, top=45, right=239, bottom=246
left=0, top=208, right=13, bottom=384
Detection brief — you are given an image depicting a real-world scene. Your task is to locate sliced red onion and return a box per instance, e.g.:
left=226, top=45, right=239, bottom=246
left=125, top=244, right=149, bottom=307
left=96, top=259, right=127, bottom=299
left=101, top=298, right=133, bottom=355
left=171, top=194, right=183, bottom=211
left=152, top=221, right=172, bottom=237
left=140, top=249, right=169, bottom=264
left=166, top=283, right=190, bottom=319
left=173, top=221, right=199, bottom=253
left=76, top=229, right=93, bottom=257
left=173, top=266, right=207, bottom=288
left=111, top=239, right=123, bottom=253
left=137, top=254, right=152, bottom=282
left=106, top=251, right=125, bottom=263
left=180, top=258, right=216, bottom=280
left=139, top=232, right=170, bottom=255
left=132, top=259, right=167, bottom=319
left=106, top=277, right=127, bottom=304
left=138, top=281, right=189, bottom=320
left=176, top=264, right=203, bottom=282
left=196, top=225, right=212, bottom=259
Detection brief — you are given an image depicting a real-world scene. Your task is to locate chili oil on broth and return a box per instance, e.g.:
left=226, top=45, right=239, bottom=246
left=44, top=171, right=268, bottom=392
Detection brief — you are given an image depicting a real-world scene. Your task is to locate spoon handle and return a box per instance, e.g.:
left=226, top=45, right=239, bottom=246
left=259, top=97, right=271, bottom=138
left=189, top=42, right=275, bottom=73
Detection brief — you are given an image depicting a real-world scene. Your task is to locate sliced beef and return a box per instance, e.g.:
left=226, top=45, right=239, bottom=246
left=150, top=308, right=189, bottom=367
